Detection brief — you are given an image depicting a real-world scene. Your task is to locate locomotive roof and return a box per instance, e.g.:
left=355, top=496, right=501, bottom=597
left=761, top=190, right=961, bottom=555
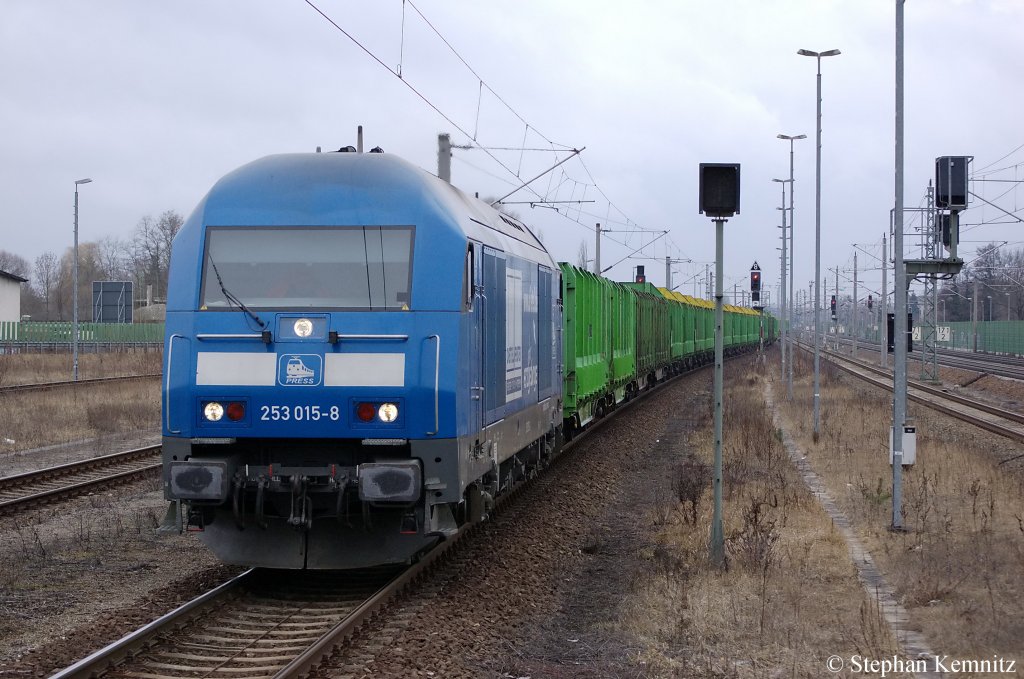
left=195, top=152, right=554, bottom=267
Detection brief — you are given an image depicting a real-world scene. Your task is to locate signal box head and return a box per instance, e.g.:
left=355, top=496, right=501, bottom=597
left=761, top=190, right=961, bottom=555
left=935, top=156, right=970, bottom=210
left=750, top=270, right=761, bottom=292
left=698, top=163, right=741, bottom=218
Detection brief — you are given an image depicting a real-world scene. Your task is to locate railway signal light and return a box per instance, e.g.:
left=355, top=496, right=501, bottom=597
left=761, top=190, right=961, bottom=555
left=698, top=163, right=741, bottom=218
left=867, top=294, right=874, bottom=311
left=750, top=270, right=761, bottom=292
left=936, top=156, right=969, bottom=210
left=830, top=295, right=837, bottom=319
left=635, top=265, right=646, bottom=284
left=887, top=312, right=913, bottom=353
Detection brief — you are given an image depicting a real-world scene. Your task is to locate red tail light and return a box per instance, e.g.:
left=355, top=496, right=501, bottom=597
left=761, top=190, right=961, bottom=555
left=226, top=402, right=246, bottom=421
left=356, top=402, right=376, bottom=422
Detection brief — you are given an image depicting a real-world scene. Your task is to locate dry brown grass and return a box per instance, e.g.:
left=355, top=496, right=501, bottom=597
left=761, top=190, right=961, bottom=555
left=0, top=380, right=160, bottom=453
left=618, top=358, right=904, bottom=677
left=0, top=484, right=224, bottom=660
left=0, top=350, right=161, bottom=386
left=776, top=347, right=1024, bottom=660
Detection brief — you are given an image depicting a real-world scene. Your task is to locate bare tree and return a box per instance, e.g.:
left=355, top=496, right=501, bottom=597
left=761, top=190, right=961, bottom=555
left=0, top=249, right=30, bottom=277
left=131, top=210, right=183, bottom=302
left=95, top=235, right=131, bottom=282
left=576, top=240, right=589, bottom=270
left=33, top=251, right=59, bottom=320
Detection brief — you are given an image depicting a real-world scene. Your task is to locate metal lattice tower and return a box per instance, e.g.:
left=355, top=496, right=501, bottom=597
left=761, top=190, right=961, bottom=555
left=919, top=181, right=940, bottom=381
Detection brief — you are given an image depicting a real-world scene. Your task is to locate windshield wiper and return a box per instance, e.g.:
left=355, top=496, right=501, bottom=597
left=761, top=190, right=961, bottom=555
left=208, top=257, right=271, bottom=342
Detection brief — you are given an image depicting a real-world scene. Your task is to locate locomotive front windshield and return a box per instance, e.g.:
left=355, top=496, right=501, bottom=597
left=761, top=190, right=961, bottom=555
left=200, top=226, right=414, bottom=310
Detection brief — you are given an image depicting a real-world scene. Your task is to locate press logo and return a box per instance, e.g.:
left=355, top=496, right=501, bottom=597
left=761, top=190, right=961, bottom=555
left=278, top=354, right=322, bottom=386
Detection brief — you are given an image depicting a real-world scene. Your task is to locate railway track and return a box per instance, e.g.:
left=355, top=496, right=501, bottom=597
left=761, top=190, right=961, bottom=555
left=805, top=342, right=1024, bottom=445
left=0, top=445, right=161, bottom=515
left=49, top=348, right=740, bottom=679
left=0, top=373, right=161, bottom=395
left=830, top=336, right=1024, bottom=380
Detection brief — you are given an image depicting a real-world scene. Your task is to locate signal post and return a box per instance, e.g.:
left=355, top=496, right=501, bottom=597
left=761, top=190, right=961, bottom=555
left=698, top=162, right=740, bottom=568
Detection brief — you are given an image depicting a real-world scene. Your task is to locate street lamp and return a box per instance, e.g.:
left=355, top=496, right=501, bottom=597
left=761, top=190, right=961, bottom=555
left=798, top=47, right=840, bottom=440
left=772, top=177, right=789, bottom=387
left=778, top=133, right=806, bottom=400
left=73, top=178, right=92, bottom=381
left=987, top=295, right=992, bottom=322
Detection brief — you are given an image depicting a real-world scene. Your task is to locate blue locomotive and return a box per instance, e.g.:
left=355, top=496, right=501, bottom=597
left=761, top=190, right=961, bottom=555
left=162, top=151, right=563, bottom=569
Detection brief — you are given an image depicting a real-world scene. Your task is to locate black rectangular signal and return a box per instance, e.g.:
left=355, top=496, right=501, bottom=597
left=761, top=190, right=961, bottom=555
left=699, top=163, right=741, bottom=218
left=936, top=156, right=969, bottom=210
left=886, top=312, right=913, bottom=353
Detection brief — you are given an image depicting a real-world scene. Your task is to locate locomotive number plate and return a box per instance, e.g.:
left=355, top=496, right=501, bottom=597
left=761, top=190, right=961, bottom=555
left=259, top=405, right=341, bottom=422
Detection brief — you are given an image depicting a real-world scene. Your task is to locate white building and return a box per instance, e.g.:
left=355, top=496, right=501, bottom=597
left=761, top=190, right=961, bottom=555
left=0, top=270, right=28, bottom=323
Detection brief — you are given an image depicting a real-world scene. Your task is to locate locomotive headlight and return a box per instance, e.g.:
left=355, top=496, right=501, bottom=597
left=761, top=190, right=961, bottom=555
left=203, top=402, right=224, bottom=421
left=293, top=318, right=314, bottom=337
left=378, top=402, right=399, bottom=423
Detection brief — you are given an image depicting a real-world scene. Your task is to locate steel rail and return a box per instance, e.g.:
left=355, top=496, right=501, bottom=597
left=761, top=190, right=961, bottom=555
left=48, top=569, right=256, bottom=679
left=0, top=445, right=162, bottom=514
left=0, top=373, right=161, bottom=395
left=801, top=342, right=1024, bottom=444
left=830, top=350, right=1024, bottom=427
left=832, top=336, right=1024, bottom=379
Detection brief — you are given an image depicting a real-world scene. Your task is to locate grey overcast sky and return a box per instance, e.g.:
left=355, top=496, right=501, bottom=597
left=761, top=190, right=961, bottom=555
left=2, top=1, right=1022, bottom=304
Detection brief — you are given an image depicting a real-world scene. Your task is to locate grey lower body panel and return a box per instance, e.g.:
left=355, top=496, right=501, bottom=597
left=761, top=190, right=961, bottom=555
left=198, top=508, right=440, bottom=569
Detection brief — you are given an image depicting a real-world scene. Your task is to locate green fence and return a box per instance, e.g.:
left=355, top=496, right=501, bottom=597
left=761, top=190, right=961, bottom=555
left=841, top=319, right=1024, bottom=356
left=939, top=321, right=1024, bottom=355
left=0, top=321, right=164, bottom=343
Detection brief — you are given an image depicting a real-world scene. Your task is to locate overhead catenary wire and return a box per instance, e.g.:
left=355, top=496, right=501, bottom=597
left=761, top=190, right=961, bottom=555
left=301, top=0, right=687, bottom=270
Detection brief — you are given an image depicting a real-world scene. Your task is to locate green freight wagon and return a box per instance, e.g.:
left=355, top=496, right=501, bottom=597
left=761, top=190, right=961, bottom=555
left=657, top=288, right=692, bottom=365
left=609, top=277, right=638, bottom=401
left=561, top=264, right=611, bottom=428
left=560, top=264, right=639, bottom=433
left=624, top=281, right=671, bottom=383
left=691, top=296, right=715, bottom=354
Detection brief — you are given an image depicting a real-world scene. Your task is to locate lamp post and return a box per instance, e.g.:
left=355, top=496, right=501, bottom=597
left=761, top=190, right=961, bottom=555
left=778, top=134, right=806, bottom=400
left=798, top=47, right=841, bottom=440
left=772, top=177, right=789, bottom=386
left=1007, top=292, right=1011, bottom=321
left=73, top=178, right=93, bottom=382
left=987, top=295, right=992, bottom=322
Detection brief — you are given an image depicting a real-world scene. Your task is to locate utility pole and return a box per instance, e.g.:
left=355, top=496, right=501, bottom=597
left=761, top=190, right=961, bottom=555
left=921, top=180, right=939, bottom=381
left=437, top=134, right=452, bottom=183
left=891, top=0, right=907, bottom=531
left=881, top=233, right=888, bottom=367
left=780, top=228, right=786, bottom=379
left=666, top=256, right=671, bottom=290
left=594, top=223, right=602, bottom=275
left=853, top=252, right=859, bottom=358
left=711, top=217, right=726, bottom=566
left=973, top=277, right=980, bottom=352
left=774, top=178, right=788, bottom=387
left=835, top=267, right=840, bottom=350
